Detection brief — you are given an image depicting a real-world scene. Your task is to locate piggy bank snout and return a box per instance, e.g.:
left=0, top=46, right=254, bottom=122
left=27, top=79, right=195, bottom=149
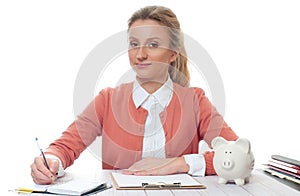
left=222, top=158, right=234, bottom=169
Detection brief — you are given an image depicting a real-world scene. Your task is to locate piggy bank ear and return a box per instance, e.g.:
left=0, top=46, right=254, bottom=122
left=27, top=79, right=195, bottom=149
left=235, top=138, right=251, bottom=153
left=211, top=137, right=228, bottom=150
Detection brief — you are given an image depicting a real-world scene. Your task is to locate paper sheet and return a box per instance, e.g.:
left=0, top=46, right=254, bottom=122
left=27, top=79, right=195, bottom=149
left=111, top=172, right=202, bottom=187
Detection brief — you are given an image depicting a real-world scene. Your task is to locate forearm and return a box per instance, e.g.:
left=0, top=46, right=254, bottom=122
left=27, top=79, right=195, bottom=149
left=44, top=96, right=103, bottom=168
left=173, top=157, right=190, bottom=173
left=44, top=123, right=88, bottom=168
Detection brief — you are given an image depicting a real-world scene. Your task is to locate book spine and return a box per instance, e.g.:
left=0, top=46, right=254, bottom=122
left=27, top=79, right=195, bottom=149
left=268, top=160, right=300, bottom=174
left=271, top=155, right=300, bottom=167
left=270, top=159, right=300, bottom=170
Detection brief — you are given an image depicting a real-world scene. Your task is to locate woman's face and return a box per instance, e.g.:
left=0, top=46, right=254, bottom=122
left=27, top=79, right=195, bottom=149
left=128, top=19, right=177, bottom=84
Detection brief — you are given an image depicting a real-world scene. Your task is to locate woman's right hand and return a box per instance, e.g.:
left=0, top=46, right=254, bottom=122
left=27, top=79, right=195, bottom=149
left=30, top=156, right=59, bottom=184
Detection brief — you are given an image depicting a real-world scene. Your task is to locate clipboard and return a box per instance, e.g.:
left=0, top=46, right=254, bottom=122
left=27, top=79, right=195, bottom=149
left=110, top=172, right=206, bottom=190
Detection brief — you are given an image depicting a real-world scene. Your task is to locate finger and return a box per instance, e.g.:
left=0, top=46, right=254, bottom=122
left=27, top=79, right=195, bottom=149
left=132, top=164, right=175, bottom=176
left=139, top=168, right=162, bottom=175
left=44, top=158, right=58, bottom=183
left=31, top=161, right=53, bottom=184
left=31, top=173, right=52, bottom=184
left=122, top=169, right=139, bottom=175
left=127, top=163, right=144, bottom=171
left=121, top=170, right=134, bottom=175
left=34, top=157, right=55, bottom=180
left=31, top=162, right=52, bottom=184
left=48, top=158, right=59, bottom=175
left=131, top=170, right=154, bottom=176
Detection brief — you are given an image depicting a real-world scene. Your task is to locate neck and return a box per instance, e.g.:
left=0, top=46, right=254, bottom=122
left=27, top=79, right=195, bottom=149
left=137, top=76, right=168, bottom=94
left=141, top=82, right=163, bottom=94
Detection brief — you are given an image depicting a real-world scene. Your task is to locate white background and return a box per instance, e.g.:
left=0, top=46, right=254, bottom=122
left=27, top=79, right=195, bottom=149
left=1, top=0, right=300, bottom=193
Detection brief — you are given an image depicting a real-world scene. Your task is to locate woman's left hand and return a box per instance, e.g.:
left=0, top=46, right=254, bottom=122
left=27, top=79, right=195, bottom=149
left=122, top=157, right=189, bottom=176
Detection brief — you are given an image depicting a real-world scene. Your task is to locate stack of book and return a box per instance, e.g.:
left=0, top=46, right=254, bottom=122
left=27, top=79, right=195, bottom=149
left=263, top=155, right=300, bottom=185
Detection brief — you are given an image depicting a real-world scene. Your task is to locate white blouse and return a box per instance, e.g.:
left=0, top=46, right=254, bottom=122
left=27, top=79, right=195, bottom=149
left=132, top=77, right=205, bottom=176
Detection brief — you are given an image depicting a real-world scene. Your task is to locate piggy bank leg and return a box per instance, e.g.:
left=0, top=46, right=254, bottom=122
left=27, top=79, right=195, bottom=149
left=245, top=176, right=250, bottom=183
left=218, top=177, right=228, bottom=184
left=234, top=178, right=245, bottom=185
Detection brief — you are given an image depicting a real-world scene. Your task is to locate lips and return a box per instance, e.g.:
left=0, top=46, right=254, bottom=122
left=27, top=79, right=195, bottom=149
left=135, top=63, right=151, bottom=68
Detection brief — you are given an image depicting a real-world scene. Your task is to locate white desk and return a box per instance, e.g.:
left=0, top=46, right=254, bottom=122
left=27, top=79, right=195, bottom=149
left=9, top=169, right=299, bottom=196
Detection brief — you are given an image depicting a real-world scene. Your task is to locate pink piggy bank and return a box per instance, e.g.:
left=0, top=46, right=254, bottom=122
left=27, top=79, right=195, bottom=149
left=212, top=137, right=255, bottom=185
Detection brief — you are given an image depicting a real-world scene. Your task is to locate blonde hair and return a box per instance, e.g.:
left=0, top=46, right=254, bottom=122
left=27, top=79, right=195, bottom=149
left=128, top=6, right=190, bottom=87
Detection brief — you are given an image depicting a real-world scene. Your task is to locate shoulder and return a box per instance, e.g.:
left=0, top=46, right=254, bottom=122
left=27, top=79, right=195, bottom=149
left=98, top=82, right=133, bottom=95
left=96, top=82, right=134, bottom=101
left=173, top=83, right=205, bottom=98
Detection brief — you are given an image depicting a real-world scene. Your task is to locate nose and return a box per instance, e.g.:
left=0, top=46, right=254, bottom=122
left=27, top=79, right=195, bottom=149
left=222, top=159, right=234, bottom=169
left=136, top=46, right=148, bottom=60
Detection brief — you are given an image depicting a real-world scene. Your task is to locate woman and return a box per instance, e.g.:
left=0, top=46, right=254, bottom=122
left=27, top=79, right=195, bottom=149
left=31, top=5, right=238, bottom=185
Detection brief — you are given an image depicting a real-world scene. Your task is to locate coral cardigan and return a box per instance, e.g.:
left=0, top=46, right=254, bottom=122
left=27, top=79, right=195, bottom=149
left=45, top=82, right=238, bottom=175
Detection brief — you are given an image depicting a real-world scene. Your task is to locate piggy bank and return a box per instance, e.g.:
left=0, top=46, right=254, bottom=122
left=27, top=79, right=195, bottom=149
left=212, top=137, right=254, bottom=185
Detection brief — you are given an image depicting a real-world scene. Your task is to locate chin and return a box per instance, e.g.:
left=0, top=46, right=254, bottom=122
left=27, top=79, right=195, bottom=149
left=136, top=75, right=167, bottom=85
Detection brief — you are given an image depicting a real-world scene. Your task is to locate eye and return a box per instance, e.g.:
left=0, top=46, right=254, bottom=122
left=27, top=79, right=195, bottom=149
left=147, top=42, right=159, bottom=48
left=129, top=41, right=139, bottom=48
left=225, top=151, right=227, bottom=154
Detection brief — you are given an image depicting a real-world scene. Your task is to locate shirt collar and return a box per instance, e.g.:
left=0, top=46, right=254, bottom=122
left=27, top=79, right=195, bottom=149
left=133, top=76, right=173, bottom=109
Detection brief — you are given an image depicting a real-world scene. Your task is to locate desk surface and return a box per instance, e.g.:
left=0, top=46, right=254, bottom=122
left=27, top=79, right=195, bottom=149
left=8, top=170, right=299, bottom=196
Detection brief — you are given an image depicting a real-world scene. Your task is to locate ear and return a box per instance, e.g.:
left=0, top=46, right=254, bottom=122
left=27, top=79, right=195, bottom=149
left=211, top=137, right=228, bottom=150
left=235, top=138, right=251, bottom=153
left=169, top=48, right=179, bottom=63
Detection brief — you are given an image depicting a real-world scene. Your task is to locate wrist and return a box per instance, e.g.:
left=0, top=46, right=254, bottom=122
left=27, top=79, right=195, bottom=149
left=175, top=157, right=189, bottom=173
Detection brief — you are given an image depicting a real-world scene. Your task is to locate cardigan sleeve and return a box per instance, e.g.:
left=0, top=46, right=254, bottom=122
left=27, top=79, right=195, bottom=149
left=44, top=90, right=107, bottom=168
left=194, top=87, right=239, bottom=175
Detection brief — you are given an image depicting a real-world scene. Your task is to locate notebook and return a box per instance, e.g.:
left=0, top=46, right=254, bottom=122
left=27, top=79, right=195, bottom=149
left=46, top=179, right=108, bottom=195
left=16, top=179, right=109, bottom=195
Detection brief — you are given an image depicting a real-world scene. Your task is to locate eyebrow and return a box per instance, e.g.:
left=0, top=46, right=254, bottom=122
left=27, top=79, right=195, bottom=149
left=128, top=36, right=163, bottom=41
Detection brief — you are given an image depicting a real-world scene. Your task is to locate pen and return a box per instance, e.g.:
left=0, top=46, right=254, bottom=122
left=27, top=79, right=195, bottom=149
left=36, top=137, right=58, bottom=178
left=35, top=137, right=51, bottom=170
left=36, top=137, right=58, bottom=177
